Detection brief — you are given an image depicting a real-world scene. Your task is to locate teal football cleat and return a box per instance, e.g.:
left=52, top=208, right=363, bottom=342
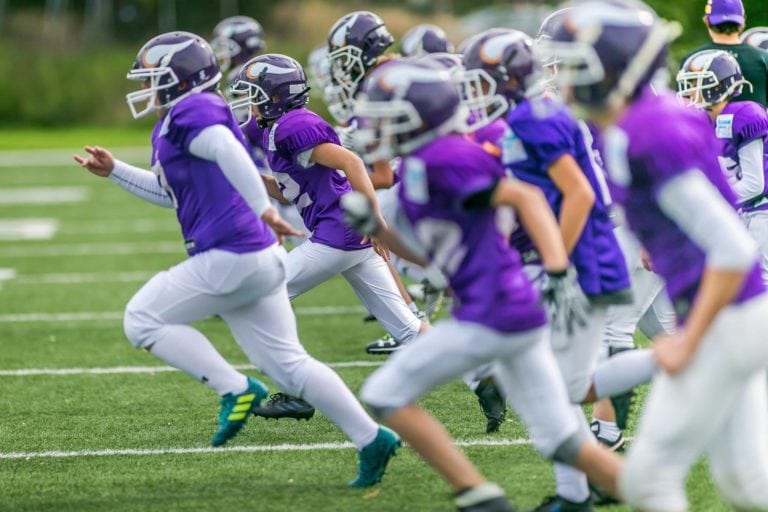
left=211, top=376, right=268, bottom=447
left=348, top=426, right=401, bottom=487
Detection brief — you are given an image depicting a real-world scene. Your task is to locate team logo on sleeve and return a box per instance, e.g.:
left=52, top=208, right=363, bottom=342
left=501, top=129, right=527, bottom=164
left=403, top=157, right=429, bottom=205
left=715, top=114, right=734, bottom=139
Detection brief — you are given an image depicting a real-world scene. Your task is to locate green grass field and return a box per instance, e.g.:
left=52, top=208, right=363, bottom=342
left=0, top=130, right=729, bottom=511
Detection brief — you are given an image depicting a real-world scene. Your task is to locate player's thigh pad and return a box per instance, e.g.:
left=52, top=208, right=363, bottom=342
left=285, top=240, right=367, bottom=299
left=124, top=246, right=285, bottom=348
left=551, top=307, right=607, bottom=403
left=745, top=210, right=768, bottom=284
left=360, top=320, right=534, bottom=415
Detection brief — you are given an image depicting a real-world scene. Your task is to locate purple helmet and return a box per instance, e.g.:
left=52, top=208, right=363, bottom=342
left=741, top=27, right=768, bottom=50
left=536, top=8, right=573, bottom=74
left=542, top=0, right=680, bottom=111
left=126, top=31, right=221, bottom=119
left=211, top=16, right=266, bottom=72
left=327, top=11, right=394, bottom=122
left=676, top=49, right=751, bottom=108
left=411, top=52, right=464, bottom=82
left=461, top=28, right=538, bottom=129
left=229, top=54, right=309, bottom=127
left=400, top=24, right=455, bottom=57
left=353, top=61, right=465, bottom=162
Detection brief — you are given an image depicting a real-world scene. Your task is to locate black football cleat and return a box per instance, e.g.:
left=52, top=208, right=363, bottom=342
left=475, top=379, right=507, bottom=433
left=365, top=334, right=403, bottom=355
left=252, top=393, right=315, bottom=421
left=529, top=495, right=593, bottom=512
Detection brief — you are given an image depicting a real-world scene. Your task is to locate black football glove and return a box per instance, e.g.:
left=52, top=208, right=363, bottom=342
left=540, top=266, right=590, bottom=337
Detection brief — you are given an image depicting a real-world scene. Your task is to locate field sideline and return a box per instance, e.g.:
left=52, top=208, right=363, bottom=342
left=0, top=131, right=729, bottom=511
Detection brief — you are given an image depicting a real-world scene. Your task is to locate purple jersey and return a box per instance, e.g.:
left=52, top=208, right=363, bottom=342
left=264, top=108, right=369, bottom=250
left=714, top=101, right=768, bottom=211
left=468, top=118, right=511, bottom=164
left=502, top=97, right=630, bottom=297
left=399, top=134, right=547, bottom=333
left=151, top=92, right=275, bottom=256
left=606, top=87, right=765, bottom=319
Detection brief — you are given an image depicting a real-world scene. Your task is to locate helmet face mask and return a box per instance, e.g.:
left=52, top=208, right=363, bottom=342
left=327, top=46, right=367, bottom=122
left=126, top=33, right=221, bottom=119
left=211, top=16, right=266, bottom=73
left=210, top=36, right=241, bottom=72
left=353, top=97, right=423, bottom=162
left=460, top=68, right=508, bottom=130
left=675, top=50, right=751, bottom=109
left=229, top=80, right=270, bottom=127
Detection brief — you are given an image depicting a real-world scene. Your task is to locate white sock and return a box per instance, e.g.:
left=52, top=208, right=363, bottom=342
left=147, top=325, right=248, bottom=396
left=408, top=302, right=419, bottom=314
left=592, top=419, right=622, bottom=443
left=299, top=358, right=378, bottom=449
left=593, top=348, right=657, bottom=399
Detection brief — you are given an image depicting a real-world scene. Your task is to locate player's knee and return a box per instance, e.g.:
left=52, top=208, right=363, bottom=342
left=123, top=303, right=159, bottom=349
left=564, top=377, right=590, bottom=404
left=360, top=370, right=404, bottom=420
left=620, top=453, right=687, bottom=512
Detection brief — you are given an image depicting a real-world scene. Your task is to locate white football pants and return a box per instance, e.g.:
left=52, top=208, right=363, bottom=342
left=744, top=210, right=768, bottom=284
left=286, top=240, right=421, bottom=343
left=377, top=184, right=427, bottom=283
left=123, top=245, right=378, bottom=449
left=361, top=320, right=584, bottom=459
left=621, top=294, right=768, bottom=511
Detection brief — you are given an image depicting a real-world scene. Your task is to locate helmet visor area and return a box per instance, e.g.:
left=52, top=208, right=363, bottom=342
left=229, top=80, right=270, bottom=126
left=211, top=37, right=241, bottom=71
left=126, top=67, right=179, bottom=119
left=460, top=68, right=509, bottom=131
left=353, top=97, right=422, bottom=163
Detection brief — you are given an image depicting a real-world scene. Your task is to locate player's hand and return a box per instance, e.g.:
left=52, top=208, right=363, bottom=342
left=73, top=146, right=115, bottom=177
left=261, top=206, right=305, bottom=245
left=652, top=333, right=695, bottom=375
left=540, top=266, right=590, bottom=339
left=335, top=121, right=357, bottom=150
left=341, top=191, right=381, bottom=236
left=371, top=236, right=390, bottom=260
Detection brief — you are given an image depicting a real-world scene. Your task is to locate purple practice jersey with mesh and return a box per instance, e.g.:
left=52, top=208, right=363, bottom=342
left=605, top=87, right=765, bottom=320
left=398, top=133, right=547, bottom=333
left=714, top=100, right=768, bottom=211
left=150, top=92, right=275, bottom=256
left=501, top=97, right=630, bottom=297
left=264, top=108, right=370, bottom=250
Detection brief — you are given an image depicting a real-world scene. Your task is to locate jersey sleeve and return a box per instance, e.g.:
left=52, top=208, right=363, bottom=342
left=274, top=112, right=340, bottom=164
left=515, top=109, right=577, bottom=170
left=165, top=94, right=234, bottom=151
left=732, top=102, right=768, bottom=148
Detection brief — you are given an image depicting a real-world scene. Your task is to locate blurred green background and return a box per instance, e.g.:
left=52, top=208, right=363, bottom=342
left=0, top=0, right=765, bottom=129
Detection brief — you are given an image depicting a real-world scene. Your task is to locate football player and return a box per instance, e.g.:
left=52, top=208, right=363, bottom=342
left=550, top=1, right=768, bottom=509
left=678, top=49, right=768, bottom=281
left=74, top=32, right=400, bottom=487
left=462, top=28, right=633, bottom=511
left=344, top=59, right=623, bottom=512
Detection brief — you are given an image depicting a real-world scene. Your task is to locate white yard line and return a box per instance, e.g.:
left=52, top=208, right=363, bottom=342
left=0, top=147, right=150, bottom=168
left=0, top=187, right=88, bottom=204
left=15, top=271, right=156, bottom=284
left=0, top=305, right=366, bottom=323
left=0, top=219, right=59, bottom=240
left=0, top=438, right=530, bottom=460
left=0, top=241, right=183, bottom=257
left=0, top=361, right=381, bottom=377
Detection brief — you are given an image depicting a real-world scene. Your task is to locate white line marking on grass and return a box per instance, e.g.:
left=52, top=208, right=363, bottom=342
left=0, top=241, right=182, bottom=257
left=0, top=219, right=59, bottom=240
left=0, top=438, right=530, bottom=460
left=0, top=147, right=150, bottom=167
left=62, top=219, right=177, bottom=235
left=0, top=361, right=381, bottom=377
left=0, top=187, right=88, bottom=204
left=15, top=271, right=155, bottom=284
left=0, top=268, right=16, bottom=282
left=0, top=305, right=366, bottom=323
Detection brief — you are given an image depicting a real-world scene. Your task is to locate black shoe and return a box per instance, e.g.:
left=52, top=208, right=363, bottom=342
left=362, top=313, right=377, bottom=322
left=365, top=334, right=402, bottom=355
left=589, top=420, right=625, bottom=452
left=529, top=495, right=593, bottom=512
left=455, top=483, right=516, bottom=511
left=607, top=346, right=636, bottom=430
left=475, top=379, right=507, bottom=434
left=252, top=393, right=315, bottom=421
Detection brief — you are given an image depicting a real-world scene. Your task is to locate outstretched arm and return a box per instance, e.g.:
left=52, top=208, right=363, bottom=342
left=73, top=146, right=174, bottom=208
